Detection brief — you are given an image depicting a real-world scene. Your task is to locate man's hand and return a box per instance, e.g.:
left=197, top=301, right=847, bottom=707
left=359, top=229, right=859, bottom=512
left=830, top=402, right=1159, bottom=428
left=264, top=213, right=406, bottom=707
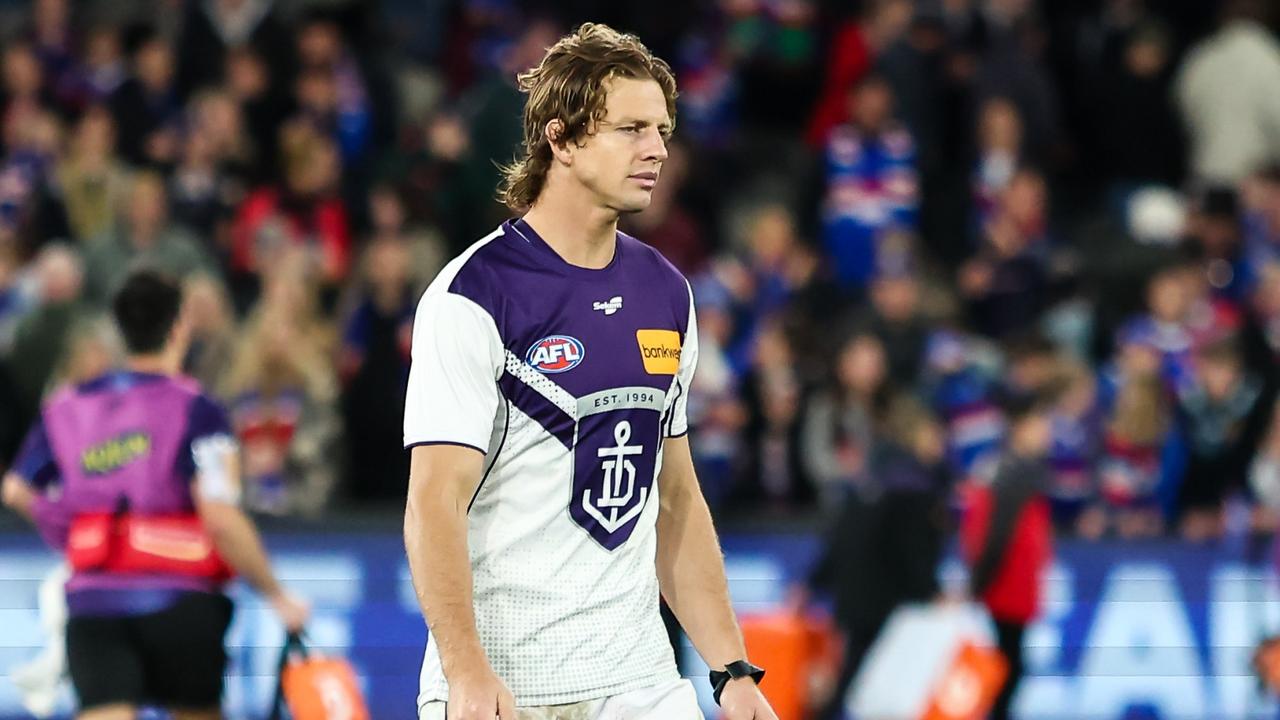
left=1, top=473, right=36, bottom=519
left=268, top=590, right=311, bottom=634
left=719, top=677, right=778, bottom=720
left=447, top=664, right=516, bottom=720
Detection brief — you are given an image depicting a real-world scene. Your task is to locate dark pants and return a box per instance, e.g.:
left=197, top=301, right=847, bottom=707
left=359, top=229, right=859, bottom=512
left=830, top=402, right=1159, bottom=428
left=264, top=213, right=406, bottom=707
left=992, top=620, right=1027, bottom=720
left=819, top=620, right=885, bottom=720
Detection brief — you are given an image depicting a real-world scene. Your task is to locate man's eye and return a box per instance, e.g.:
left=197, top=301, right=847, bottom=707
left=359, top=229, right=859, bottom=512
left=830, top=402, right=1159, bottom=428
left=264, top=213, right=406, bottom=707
left=620, top=126, right=640, bottom=134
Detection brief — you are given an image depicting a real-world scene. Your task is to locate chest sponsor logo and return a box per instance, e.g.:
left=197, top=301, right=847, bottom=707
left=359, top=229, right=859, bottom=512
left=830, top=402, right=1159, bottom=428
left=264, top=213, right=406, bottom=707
left=593, top=295, right=623, bottom=315
left=636, top=329, right=681, bottom=375
left=525, top=335, right=585, bottom=373
left=81, top=431, right=152, bottom=476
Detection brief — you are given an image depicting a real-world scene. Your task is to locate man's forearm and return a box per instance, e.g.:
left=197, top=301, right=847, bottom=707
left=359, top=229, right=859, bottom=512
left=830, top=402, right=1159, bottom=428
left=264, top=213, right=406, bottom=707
left=656, top=474, right=748, bottom=670
left=202, top=504, right=284, bottom=598
left=405, top=491, right=488, bottom=676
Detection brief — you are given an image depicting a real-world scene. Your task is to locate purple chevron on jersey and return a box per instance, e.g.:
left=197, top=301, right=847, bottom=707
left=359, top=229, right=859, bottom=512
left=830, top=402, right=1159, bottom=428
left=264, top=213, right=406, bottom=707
left=444, top=218, right=689, bottom=549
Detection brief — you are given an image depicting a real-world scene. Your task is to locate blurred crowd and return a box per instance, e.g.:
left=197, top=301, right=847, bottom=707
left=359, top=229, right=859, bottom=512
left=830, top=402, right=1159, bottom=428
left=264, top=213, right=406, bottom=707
left=0, top=0, right=1279, bottom=542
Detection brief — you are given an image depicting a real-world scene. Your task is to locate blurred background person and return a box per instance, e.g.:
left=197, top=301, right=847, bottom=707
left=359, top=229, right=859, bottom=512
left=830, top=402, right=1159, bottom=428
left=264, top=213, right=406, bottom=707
left=221, top=252, right=340, bottom=516
left=803, top=395, right=949, bottom=720
left=961, top=390, right=1057, bottom=720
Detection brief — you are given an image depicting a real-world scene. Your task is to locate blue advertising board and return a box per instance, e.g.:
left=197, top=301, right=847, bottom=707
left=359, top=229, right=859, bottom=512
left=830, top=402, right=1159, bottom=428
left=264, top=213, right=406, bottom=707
left=1, top=530, right=1279, bottom=719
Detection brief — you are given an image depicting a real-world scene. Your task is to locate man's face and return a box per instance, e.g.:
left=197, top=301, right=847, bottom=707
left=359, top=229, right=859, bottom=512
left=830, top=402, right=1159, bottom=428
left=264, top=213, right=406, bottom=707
left=562, top=76, right=671, bottom=214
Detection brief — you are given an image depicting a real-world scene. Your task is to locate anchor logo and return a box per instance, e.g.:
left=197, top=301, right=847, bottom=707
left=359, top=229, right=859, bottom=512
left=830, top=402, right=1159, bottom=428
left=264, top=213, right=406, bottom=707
left=582, top=420, right=649, bottom=533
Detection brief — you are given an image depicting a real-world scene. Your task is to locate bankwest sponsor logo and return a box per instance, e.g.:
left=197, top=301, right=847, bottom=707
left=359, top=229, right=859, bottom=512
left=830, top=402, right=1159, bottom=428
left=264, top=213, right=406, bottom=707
left=636, top=329, right=681, bottom=375
left=526, top=335, right=585, bottom=373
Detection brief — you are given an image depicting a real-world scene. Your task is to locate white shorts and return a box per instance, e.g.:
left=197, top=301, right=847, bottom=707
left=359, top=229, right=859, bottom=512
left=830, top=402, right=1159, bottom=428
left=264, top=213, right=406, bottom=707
left=419, top=678, right=703, bottom=720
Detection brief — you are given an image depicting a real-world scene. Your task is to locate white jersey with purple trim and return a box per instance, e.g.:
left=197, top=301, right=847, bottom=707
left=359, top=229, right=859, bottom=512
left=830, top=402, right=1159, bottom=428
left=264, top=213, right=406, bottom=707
left=404, top=219, right=698, bottom=708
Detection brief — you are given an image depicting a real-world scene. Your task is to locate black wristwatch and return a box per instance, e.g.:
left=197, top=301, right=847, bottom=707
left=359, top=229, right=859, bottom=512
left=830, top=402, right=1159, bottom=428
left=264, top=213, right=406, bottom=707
left=709, top=660, right=766, bottom=706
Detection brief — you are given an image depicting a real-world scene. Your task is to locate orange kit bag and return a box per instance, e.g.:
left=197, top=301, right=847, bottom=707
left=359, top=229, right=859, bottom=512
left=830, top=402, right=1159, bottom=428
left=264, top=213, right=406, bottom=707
left=270, top=633, right=370, bottom=720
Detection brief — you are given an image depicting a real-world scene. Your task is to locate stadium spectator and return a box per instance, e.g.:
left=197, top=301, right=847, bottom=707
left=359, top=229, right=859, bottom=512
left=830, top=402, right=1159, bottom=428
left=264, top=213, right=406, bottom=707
left=222, top=253, right=340, bottom=516
left=230, top=127, right=352, bottom=298
left=57, top=105, right=132, bottom=244
left=961, top=390, right=1056, bottom=720
left=109, top=28, right=181, bottom=168
left=821, top=74, right=919, bottom=289
left=736, top=318, right=813, bottom=508
left=806, top=395, right=949, bottom=720
left=801, top=331, right=891, bottom=509
left=973, top=97, right=1023, bottom=230
left=176, top=0, right=294, bottom=101
left=1092, top=21, right=1186, bottom=191
left=8, top=244, right=86, bottom=428
left=82, top=172, right=215, bottom=304
left=167, top=96, right=245, bottom=267
left=1175, top=0, right=1280, bottom=184
left=959, top=168, right=1050, bottom=339
left=181, top=273, right=237, bottom=392
left=1174, top=338, right=1273, bottom=541
left=339, top=234, right=419, bottom=504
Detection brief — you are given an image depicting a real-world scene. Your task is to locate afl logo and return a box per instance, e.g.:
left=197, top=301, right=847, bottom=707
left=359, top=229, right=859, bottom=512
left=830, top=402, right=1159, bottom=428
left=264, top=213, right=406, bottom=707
left=526, top=335, right=585, bottom=374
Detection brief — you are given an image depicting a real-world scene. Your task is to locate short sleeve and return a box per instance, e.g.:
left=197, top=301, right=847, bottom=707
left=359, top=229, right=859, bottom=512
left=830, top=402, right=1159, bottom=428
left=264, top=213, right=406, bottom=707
left=177, top=394, right=237, bottom=481
left=404, top=291, right=503, bottom=453
left=13, top=418, right=60, bottom=489
left=665, top=283, right=699, bottom=438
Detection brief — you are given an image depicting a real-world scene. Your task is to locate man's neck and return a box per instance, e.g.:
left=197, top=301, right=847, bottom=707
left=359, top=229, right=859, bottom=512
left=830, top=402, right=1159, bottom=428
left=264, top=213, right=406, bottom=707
left=127, top=353, right=175, bottom=376
left=521, top=191, right=619, bottom=270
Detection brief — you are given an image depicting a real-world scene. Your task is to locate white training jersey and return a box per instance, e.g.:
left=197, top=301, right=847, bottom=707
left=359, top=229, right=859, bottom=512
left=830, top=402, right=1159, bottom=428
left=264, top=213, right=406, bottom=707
left=404, top=218, right=698, bottom=707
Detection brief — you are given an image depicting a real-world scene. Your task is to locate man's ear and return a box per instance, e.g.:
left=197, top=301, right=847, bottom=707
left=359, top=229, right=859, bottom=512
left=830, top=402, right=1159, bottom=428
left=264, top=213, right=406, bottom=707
left=545, top=119, right=573, bottom=166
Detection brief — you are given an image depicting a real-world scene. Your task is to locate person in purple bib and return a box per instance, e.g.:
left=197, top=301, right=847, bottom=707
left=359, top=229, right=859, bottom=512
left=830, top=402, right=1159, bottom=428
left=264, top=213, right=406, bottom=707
left=2, top=269, right=309, bottom=720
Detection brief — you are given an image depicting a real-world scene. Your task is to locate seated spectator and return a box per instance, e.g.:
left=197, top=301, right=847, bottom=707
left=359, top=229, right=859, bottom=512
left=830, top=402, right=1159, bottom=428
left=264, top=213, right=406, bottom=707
left=921, top=329, right=1006, bottom=482
left=959, top=169, right=1050, bottom=339
left=385, top=109, right=488, bottom=257
left=82, top=172, right=216, bottom=303
left=1, top=41, right=56, bottom=156
left=108, top=28, right=181, bottom=168
left=1243, top=165, right=1280, bottom=268
left=1247, top=261, right=1280, bottom=380
left=735, top=317, right=813, bottom=510
left=363, top=183, right=443, bottom=285
left=223, top=46, right=289, bottom=184
left=685, top=285, right=747, bottom=512
left=231, top=127, right=352, bottom=297
left=1187, top=186, right=1251, bottom=306
left=853, top=232, right=931, bottom=391
left=222, top=254, right=341, bottom=516
left=1107, top=262, right=1200, bottom=396
left=57, top=106, right=132, bottom=244
left=973, top=97, right=1023, bottom=229
left=339, top=236, right=418, bottom=503
left=0, top=238, right=36, bottom=353
left=1249, top=400, right=1280, bottom=527
left=71, top=25, right=128, bottom=108
left=50, top=314, right=122, bottom=386
left=1174, top=338, right=1272, bottom=541
left=1047, top=361, right=1105, bottom=538
left=0, top=108, right=69, bottom=254
left=181, top=273, right=237, bottom=392
left=1094, top=21, right=1186, bottom=190
left=821, top=74, right=919, bottom=289
left=292, top=11, right=381, bottom=167
left=802, top=331, right=891, bottom=508
left=8, top=244, right=86, bottom=427
left=1099, top=360, right=1167, bottom=539
left=176, top=0, right=295, bottom=102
